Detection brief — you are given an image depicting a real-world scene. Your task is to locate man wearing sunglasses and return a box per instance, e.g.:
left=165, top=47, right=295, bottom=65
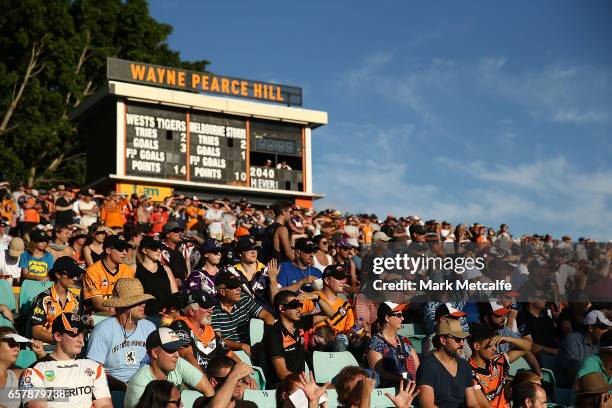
left=416, top=319, right=479, bottom=408
left=276, top=238, right=322, bottom=294
left=124, top=328, right=214, bottom=408
left=20, top=313, right=112, bottom=408
left=30, top=256, right=83, bottom=343
left=264, top=290, right=332, bottom=388
left=468, top=323, right=530, bottom=408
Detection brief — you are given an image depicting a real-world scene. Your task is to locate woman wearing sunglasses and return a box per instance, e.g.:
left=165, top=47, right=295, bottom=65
left=367, top=302, right=420, bottom=388
left=0, top=327, right=45, bottom=408
left=312, top=235, right=333, bottom=273
left=82, top=223, right=108, bottom=267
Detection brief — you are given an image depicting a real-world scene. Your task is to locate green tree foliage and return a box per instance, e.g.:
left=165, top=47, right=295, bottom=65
left=0, top=0, right=209, bottom=187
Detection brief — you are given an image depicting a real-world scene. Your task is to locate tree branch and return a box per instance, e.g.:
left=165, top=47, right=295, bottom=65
left=0, top=36, right=48, bottom=136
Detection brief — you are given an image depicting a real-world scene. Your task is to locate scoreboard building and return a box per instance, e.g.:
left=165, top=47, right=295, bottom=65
left=72, top=58, right=328, bottom=207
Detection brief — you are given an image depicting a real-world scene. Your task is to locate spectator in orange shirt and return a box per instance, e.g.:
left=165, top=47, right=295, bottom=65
left=149, top=204, right=169, bottom=235
left=101, top=192, right=126, bottom=228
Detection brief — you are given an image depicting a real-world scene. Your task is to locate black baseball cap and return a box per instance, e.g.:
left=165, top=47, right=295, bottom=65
left=322, top=264, right=347, bottom=280
left=52, top=313, right=86, bottom=335
left=294, top=238, right=316, bottom=253
left=236, top=236, right=261, bottom=252
left=201, top=239, right=224, bottom=253
left=215, top=271, right=243, bottom=289
left=146, top=327, right=189, bottom=352
left=103, top=234, right=132, bottom=251
left=410, top=224, right=427, bottom=235
left=181, top=290, right=217, bottom=309
left=29, top=229, right=50, bottom=243
left=140, top=236, right=165, bottom=251
left=49, top=256, right=83, bottom=279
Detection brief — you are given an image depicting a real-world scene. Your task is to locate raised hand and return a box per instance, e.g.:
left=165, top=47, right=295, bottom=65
left=297, top=371, right=329, bottom=402
left=385, top=380, right=420, bottom=408
left=267, top=258, right=279, bottom=279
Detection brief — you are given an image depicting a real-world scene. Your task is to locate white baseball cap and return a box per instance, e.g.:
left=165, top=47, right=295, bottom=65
left=584, top=310, right=612, bottom=327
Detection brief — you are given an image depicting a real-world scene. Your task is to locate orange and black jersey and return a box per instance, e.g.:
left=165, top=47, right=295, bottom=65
left=310, top=292, right=354, bottom=335
left=264, top=315, right=314, bottom=387
left=30, top=285, right=81, bottom=330
left=469, top=353, right=510, bottom=408
left=170, top=316, right=233, bottom=372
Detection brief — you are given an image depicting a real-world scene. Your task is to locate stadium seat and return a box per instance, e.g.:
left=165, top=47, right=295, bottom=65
left=243, top=389, right=276, bottom=408
left=0, top=280, right=16, bottom=312
left=509, top=357, right=531, bottom=376
left=0, top=315, right=14, bottom=328
left=181, top=390, right=204, bottom=408
left=541, top=368, right=556, bottom=387
left=92, top=314, right=109, bottom=326
left=371, top=388, right=396, bottom=407
left=407, top=336, right=423, bottom=354
left=234, top=349, right=252, bottom=365
left=326, top=388, right=339, bottom=408
left=313, top=351, right=359, bottom=383
left=250, top=318, right=264, bottom=345
left=554, top=387, right=572, bottom=407
left=398, top=323, right=426, bottom=338
left=19, top=280, right=53, bottom=314
left=15, top=349, right=37, bottom=368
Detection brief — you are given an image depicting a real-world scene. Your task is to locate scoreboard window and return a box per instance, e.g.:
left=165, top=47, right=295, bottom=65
left=123, top=102, right=306, bottom=193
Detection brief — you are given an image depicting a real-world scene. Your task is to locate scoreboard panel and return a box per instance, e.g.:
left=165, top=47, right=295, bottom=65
left=121, top=101, right=305, bottom=192
left=189, top=111, right=247, bottom=186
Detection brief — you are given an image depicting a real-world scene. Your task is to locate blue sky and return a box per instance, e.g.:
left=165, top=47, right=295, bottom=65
left=149, top=1, right=612, bottom=240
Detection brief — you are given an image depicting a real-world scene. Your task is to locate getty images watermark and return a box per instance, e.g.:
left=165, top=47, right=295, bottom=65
left=370, top=253, right=512, bottom=291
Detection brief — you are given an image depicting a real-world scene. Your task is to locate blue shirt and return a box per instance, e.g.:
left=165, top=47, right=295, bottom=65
left=19, top=251, right=54, bottom=278
left=277, top=262, right=322, bottom=291
left=86, top=316, right=156, bottom=383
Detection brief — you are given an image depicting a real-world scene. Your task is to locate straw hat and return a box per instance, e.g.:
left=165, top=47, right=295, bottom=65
left=102, top=278, right=155, bottom=308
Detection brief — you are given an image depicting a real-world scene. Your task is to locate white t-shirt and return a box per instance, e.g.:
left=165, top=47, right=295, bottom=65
left=313, top=253, right=333, bottom=272
left=0, top=249, right=21, bottom=280
left=205, top=208, right=224, bottom=237
left=78, top=200, right=97, bottom=226
left=20, top=357, right=111, bottom=408
left=0, top=233, right=11, bottom=251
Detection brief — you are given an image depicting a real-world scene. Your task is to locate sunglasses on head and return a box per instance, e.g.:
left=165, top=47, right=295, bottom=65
left=282, top=300, right=303, bottom=310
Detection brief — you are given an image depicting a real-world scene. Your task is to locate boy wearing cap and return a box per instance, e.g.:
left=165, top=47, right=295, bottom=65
left=228, top=235, right=275, bottom=311
left=30, top=256, right=83, bottom=343
left=416, top=319, right=479, bottom=408
left=308, top=265, right=357, bottom=352
left=83, top=235, right=135, bottom=314
left=86, top=278, right=156, bottom=390
left=20, top=313, right=112, bottom=408
left=559, top=309, right=612, bottom=387
left=124, top=328, right=214, bottom=408
left=169, top=290, right=238, bottom=373
left=20, top=229, right=54, bottom=281
left=468, top=323, right=531, bottom=408
left=276, top=237, right=322, bottom=293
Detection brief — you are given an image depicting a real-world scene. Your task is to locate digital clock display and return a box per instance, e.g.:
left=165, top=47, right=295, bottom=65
left=254, top=137, right=297, bottom=155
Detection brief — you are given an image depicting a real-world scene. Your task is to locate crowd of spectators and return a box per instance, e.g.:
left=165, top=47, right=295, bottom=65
left=0, top=180, right=610, bottom=408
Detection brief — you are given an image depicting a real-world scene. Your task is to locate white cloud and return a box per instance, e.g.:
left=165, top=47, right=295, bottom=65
left=552, top=109, right=609, bottom=124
